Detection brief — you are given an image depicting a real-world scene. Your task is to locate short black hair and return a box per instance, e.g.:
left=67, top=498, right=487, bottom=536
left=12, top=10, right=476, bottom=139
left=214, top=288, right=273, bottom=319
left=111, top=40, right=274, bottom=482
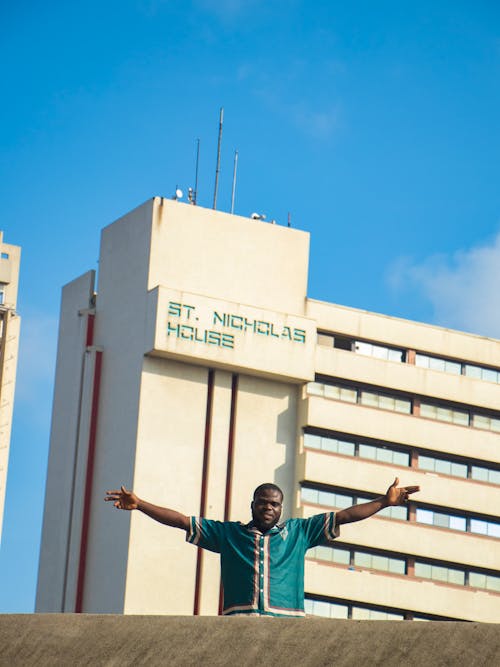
left=253, top=483, right=284, bottom=502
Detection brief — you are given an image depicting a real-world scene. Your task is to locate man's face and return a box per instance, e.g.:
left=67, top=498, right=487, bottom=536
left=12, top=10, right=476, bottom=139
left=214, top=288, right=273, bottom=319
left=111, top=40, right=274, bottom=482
left=251, top=488, right=283, bottom=531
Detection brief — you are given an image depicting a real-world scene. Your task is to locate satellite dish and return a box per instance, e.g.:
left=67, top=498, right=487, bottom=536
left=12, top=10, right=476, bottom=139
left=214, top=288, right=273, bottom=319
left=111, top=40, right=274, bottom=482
left=176, top=188, right=183, bottom=199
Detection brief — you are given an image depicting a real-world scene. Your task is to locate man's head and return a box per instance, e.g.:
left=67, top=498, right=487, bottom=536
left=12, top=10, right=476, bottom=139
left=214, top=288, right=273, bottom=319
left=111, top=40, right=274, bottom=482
left=251, top=483, right=283, bottom=532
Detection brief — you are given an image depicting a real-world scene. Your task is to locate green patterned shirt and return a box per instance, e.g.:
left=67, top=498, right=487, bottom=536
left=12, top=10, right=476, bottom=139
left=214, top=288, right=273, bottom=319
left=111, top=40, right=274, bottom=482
left=187, top=513, right=338, bottom=617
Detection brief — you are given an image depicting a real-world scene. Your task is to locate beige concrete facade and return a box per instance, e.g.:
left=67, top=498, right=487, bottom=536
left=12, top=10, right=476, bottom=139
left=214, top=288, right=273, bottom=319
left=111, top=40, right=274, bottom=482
left=0, top=232, right=21, bottom=544
left=37, top=199, right=500, bottom=621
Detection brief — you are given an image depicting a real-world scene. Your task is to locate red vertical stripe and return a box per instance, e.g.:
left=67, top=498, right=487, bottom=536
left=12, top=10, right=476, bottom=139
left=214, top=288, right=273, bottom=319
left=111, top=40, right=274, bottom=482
left=75, top=349, right=103, bottom=612
left=85, top=313, right=95, bottom=347
left=218, top=373, right=239, bottom=614
left=193, top=369, right=215, bottom=615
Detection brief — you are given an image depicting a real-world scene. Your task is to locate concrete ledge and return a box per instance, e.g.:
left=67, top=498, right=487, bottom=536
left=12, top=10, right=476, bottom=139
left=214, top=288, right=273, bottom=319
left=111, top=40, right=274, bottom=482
left=0, top=614, right=498, bottom=667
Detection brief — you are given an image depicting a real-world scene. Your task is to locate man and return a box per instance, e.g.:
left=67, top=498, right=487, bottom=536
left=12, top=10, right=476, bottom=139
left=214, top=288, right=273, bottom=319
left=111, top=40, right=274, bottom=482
left=105, top=478, right=419, bottom=617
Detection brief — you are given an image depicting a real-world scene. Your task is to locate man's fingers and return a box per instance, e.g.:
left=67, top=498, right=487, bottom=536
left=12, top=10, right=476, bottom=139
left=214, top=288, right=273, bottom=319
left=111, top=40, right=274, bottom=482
left=391, top=477, right=399, bottom=488
left=121, top=485, right=129, bottom=495
left=403, top=486, right=420, bottom=494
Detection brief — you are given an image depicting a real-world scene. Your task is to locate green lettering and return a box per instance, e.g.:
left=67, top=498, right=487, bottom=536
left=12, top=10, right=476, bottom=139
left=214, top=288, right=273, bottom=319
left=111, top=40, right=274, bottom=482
left=293, top=329, right=306, bottom=343
left=207, top=330, right=221, bottom=346
left=180, top=325, right=194, bottom=340
left=222, top=333, right=235, bottom=349
left=230, top=315, right=244, bottom=330
left=166, top=322, right=180, bottom=336
left=255, top=321, right=269, bottom=335
left=168, top=302, right=182, bottom=317
left=213, top=311, right=226, bottom=326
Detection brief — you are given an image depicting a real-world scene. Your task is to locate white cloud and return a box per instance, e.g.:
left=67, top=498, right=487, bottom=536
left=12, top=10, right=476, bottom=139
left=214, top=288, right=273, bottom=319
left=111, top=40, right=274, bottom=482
left=389, top=231, right=500, bottom=339
left=290, top=102, right=341, bottom=140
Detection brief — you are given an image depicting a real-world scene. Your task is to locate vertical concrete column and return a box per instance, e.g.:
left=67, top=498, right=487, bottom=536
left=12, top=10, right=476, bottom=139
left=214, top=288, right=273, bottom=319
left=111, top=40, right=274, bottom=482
left=197, top=369, right=233, bottom=615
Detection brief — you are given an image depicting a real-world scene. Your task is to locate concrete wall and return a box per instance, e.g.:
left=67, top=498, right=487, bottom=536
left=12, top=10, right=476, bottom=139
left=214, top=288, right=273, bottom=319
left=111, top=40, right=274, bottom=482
left=0, top=234, right=21, bottom=544
left=149, top=198, right=310, bottom=316
left=1, top=615, right=499, bottom=667
left=36, top=271, right=95, bottom=611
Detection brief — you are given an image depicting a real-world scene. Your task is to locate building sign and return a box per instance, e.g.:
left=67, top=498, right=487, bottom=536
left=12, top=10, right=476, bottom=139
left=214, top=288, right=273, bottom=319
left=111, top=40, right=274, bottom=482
left=146, top=286, right=316, bottom=382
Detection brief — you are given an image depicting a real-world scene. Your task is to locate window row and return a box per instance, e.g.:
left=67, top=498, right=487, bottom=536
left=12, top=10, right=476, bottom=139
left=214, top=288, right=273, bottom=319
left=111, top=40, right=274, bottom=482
left=307, top=380, right=500, bottom=434
left=304, top=597, right=404, bottom=620
left=304, top=597, right=455, bottom=621
left=317, top=331, right=500, bottom=387
left=416, top=353, right=500, bottom=386
left=416, top=508, right=500, bottom=538
left=420, top=402, right=500, bottom=433
left=307, top=381, right=411, bottom=414
left=308, top=545, right=405, bottom=575
left=306, top=544, right=500, bottom=593
left=317, top=333, right=406, bottom=363
left=303, top=432, right=500, bottom=486
left=300, top=486, right=500, bottom=538
left=301, top=487, right=407, bottom=520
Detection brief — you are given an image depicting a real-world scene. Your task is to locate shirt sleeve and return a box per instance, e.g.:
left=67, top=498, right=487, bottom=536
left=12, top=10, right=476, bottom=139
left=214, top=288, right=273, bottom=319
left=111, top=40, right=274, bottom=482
left=301, top=512, right=339, bottom=548
left=185, top=517, right=227, bottom=553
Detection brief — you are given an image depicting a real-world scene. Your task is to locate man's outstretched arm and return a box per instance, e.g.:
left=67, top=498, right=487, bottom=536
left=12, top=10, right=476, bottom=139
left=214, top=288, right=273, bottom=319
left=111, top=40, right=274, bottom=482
left=104, top=486, right=190, bottom=531
left=335, top=477, right=420, bottom=526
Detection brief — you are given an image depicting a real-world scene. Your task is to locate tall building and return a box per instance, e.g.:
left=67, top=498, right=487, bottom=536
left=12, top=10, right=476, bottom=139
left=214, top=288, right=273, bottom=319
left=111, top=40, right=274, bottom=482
left=0, top=232, right=21, bottom=544
left=37, top=199, right=499, bottom=620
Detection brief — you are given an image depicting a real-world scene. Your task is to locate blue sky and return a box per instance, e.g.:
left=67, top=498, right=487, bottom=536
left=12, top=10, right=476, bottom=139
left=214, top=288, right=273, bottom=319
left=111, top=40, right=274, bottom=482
left=1, top=0, right=499, bottom=612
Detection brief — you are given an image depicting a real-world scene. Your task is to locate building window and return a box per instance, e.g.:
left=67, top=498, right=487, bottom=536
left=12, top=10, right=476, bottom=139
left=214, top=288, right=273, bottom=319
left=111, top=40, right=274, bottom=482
left=360, top=390, right=411, bottom=414
left=414, top=562, right=465, bottom=586
left=308, top=545, right=351, bottom=566
left=471, top=414, right=500, bottom=433
left=464, top=364, right=500, bottom=383
left=353, top=551, right=406, bottom=575
left=303, top=433, right=356, bottom=457
left=471, top=465, right=500, bottom=485
left=358, top=443, right=410, bottom=467
left=354, top=341, right=405, bottom=363
left=418, top=455, right=468, bottom=479
left=301, top=487, right=354, bottom=509
left=420, top=402, right=469, bottom=426
left=351, top=607, right=404, bottom=621
left=469, top=572, right=500, bottom=593
left=416, top=508, right=466, bottom=531
left=469, top=518, right=500, bottom=538
left=415, top=354, right=462, bottom=375
left=304, top=598, right=349, bottom=619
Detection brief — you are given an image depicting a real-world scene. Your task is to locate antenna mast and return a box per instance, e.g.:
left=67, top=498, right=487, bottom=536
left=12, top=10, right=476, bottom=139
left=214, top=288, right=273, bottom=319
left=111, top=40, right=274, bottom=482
left=230, top=150, right=238, bottom=214
left=213, top=107, right=224, bottom=209
left=193, top=138, right=200, bottom=205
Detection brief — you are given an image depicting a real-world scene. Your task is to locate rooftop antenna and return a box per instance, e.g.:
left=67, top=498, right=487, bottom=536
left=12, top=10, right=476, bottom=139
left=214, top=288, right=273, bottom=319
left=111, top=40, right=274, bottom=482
left=287, top=212, right=291, bottom=228
left=213, top=107, right=224, bottom=209
left=230, top=149, right=238, bottom=214
left=193, top=138, right=200, bottom=205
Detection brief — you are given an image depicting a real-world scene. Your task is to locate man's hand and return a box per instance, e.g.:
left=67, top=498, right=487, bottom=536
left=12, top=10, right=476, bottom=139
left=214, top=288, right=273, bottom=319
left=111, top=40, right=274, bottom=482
left=384, top=477, right=420, bottom=507
left=105, top=485, right=139, bottom=510
left=104, top=486, right=189, bottom=530
left=336, top=477, right=420, bottom=525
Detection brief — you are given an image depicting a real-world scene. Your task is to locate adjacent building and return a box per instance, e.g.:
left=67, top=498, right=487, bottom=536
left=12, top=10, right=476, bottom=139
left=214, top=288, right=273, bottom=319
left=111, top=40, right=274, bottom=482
left=37, top=199, right=500, bottom=620
left=0, top=232, right=21, bottom=544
